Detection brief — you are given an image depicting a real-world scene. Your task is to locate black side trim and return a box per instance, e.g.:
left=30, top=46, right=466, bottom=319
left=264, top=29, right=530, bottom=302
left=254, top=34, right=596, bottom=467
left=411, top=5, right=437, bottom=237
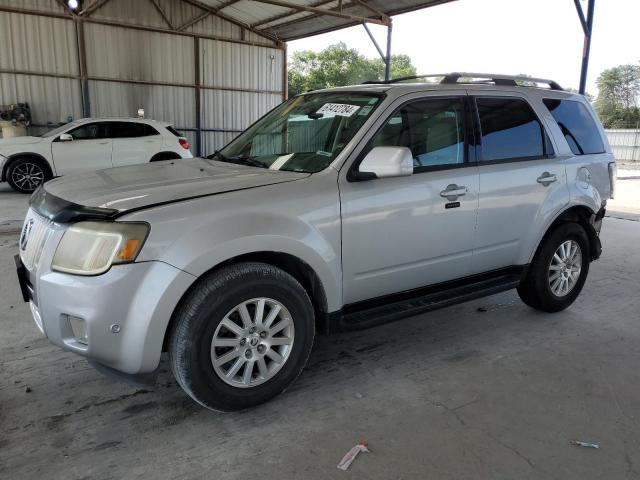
left=328, top=266, right=527, bottom=333
left=29, top=186, right=118, bottom=223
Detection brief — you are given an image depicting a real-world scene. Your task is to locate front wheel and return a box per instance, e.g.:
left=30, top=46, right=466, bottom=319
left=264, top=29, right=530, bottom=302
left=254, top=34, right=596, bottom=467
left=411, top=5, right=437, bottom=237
left=169, top=262, right=315, bottom=412
left=7, top=158, right=50, bottom=193
left=517, top=223, right=590, bottom=312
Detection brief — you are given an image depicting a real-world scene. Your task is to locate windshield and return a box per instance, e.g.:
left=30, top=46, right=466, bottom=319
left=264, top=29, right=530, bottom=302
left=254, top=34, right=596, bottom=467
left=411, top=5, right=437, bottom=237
left=212, top=92, right=383, bottom=173
left=40, top=120, right=82, bottom=138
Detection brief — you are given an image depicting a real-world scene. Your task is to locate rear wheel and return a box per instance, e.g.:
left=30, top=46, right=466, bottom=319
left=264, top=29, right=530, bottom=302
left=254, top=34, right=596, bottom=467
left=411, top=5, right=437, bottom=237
left=7, top=157, right=51, bottom=193
left=518, top=223, right=590, bottom=312
left=169, top=262, right=315, bottom=411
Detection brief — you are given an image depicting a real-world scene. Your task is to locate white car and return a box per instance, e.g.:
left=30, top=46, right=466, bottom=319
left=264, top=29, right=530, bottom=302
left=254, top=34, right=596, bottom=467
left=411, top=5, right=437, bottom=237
left=0, top=118, right=193, bottom=193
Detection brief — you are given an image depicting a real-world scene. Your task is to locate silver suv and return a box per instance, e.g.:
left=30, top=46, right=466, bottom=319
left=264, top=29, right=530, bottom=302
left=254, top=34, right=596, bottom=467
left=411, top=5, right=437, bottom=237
left=16, top=73, right=616, bottom=411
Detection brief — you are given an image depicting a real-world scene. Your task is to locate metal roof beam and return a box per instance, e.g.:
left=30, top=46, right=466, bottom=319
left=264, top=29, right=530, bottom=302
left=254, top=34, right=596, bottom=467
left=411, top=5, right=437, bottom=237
left=79, top=0, right=112, bottom=16
left=177, top=10, right=210, bottom=31
left=180, top=0, right=280, bottom=42
left=251, top=0, right=333, bottom=28
left=149, top=0, right=175, bottom=29
left=352, top=0, right=389, bottom=21
left=249, top=0, right=389, bottom=26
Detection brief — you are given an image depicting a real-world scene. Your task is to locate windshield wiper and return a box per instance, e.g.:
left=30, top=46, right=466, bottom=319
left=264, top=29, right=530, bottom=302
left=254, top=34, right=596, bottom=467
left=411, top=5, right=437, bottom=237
left=207, top=151, right=269, bottom=169
left=227, top=155, right=270, bottom=169
left=207, top=150, right=228, bottom=161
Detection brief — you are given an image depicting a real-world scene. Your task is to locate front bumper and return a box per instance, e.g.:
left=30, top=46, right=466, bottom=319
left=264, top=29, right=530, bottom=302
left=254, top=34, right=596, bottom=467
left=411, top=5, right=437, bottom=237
left=16, top=213, right=195, bottom=375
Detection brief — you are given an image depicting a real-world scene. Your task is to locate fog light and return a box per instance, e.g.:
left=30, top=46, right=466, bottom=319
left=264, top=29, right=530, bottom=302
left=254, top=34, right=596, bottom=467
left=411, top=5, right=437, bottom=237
left=66, top=315, right=88, bottom=345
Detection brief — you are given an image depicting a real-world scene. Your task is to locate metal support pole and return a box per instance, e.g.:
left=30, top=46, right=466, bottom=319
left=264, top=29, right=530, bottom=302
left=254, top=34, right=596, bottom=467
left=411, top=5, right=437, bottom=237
left=75, top=19, right=91, bottom=117
left=194, top=37, right=202, bottom=156
left=282, top=42, right=288, bottom=101
left=384, top=21, right=393, bottom=81
left=362, top=23, right=386, bottom=62
left=578, top=0, right=595, bottom=95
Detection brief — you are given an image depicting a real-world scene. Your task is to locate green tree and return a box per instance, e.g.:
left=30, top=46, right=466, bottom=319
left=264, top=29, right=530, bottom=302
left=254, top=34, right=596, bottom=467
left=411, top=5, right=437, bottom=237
left=594, top=64, right=640, bottom=128
left=288, top=43, right=417, bottom=97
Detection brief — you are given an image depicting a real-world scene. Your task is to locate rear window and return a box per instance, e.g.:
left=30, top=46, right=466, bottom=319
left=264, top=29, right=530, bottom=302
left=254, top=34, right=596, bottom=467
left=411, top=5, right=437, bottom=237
left=166, top=126, right=183, bottom=137
left=476, top=97, right=546, bottom=161
left=543, top=99, right=605, bottom=155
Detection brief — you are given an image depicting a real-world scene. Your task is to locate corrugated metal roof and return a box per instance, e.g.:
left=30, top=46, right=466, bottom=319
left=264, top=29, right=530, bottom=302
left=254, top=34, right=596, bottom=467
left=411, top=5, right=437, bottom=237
left=215, top=0, right=458, bottom=41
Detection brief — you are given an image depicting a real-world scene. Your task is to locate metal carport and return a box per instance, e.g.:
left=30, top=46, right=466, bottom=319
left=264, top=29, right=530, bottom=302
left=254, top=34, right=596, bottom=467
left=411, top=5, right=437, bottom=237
left=0, top=0, right=596, bottom=156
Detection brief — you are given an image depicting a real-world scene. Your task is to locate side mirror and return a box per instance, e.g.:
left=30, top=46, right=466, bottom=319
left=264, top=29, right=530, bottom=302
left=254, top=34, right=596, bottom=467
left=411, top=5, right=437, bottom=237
left=355, top=146, right=414, bottom=180
left=58, top=133, right=73, bottom=142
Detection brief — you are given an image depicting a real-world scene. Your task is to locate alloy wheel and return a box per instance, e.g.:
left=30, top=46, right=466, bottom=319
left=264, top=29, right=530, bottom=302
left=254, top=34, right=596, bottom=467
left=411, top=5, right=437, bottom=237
left=548, top=240, right=582, bottom=297
left=211, top=298, right=295, bottom=388
left=11, top=162, right=45, bottom=191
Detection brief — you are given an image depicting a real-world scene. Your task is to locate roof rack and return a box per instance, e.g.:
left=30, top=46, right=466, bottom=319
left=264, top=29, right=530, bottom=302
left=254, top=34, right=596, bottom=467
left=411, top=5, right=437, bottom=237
left=365, top=72, right=564, bottom=91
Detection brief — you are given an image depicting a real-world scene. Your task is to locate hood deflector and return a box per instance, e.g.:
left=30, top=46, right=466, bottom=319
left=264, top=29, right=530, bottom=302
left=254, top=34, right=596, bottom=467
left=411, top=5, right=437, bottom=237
left=30, top=186, right=119, bottom=223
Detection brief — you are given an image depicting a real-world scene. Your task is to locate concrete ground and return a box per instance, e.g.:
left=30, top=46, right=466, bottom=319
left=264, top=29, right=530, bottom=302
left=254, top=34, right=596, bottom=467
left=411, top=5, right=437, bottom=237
left=1, top=181, right=640, bottom=480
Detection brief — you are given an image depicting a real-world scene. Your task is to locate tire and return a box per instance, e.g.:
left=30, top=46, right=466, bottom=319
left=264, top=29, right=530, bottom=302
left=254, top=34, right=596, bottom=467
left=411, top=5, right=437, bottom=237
left=169, top=262, right=315, bottom=412
left=517, top=223, right=590, bottom=312
left=6, top=157, right=51, bottom=193
left=150, top=152, right=181, bottom=162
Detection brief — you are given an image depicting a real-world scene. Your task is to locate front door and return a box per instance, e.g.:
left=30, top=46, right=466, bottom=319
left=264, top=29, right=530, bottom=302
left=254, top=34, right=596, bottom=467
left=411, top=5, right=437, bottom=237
left=340, top=93, right=479, bottom=304
left=51, top=122, right=112, bottom=175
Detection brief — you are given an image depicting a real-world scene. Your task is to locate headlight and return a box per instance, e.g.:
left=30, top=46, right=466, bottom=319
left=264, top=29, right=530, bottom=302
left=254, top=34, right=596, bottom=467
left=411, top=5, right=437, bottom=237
left=52, top=222, right=149, bottom=275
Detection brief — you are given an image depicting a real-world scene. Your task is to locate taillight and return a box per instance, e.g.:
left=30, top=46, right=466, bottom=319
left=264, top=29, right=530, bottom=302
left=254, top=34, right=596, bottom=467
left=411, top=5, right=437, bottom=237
left=179, top=138, right=190, bottom=150
left=608, top=162, right=617, bottom=199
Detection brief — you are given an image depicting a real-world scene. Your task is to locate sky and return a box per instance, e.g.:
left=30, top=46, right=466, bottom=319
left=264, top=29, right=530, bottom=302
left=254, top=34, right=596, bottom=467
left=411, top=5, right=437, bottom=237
left=288, top=0, right=640, bottom=97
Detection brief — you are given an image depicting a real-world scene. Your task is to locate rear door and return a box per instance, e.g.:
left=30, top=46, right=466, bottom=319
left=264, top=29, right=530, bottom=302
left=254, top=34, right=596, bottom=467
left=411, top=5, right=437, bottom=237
left=51, top=122, right=112, bottom=175
left=340, top=92, right=480, bottom=304
left=110, top=122, right=162, bottom=167
left=470, top=91, right=568, bottom=272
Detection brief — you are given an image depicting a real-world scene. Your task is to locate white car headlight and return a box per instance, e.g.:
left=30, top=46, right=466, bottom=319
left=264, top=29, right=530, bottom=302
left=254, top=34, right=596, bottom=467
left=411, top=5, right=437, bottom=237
left=52, top=222, right=149, bottom=275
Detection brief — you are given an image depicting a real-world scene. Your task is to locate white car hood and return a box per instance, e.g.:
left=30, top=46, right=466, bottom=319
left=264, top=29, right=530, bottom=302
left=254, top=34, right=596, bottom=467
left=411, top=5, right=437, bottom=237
left=41, top=158, right=309, bottom=214
left=0, top=136, right=44, bottom=147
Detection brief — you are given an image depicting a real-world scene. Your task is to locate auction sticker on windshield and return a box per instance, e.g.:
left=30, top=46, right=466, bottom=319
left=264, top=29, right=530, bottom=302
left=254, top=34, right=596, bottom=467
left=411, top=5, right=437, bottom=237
left=316, top=103, right=360, bottom=117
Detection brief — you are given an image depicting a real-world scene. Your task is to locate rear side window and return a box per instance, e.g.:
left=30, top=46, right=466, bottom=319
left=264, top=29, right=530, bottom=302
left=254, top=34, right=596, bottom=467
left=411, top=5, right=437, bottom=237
left=543, top=99, right=605, bottom=155
left=110, top=122, right=159, bottom=138
left=476, top=97, right=545, bottom=161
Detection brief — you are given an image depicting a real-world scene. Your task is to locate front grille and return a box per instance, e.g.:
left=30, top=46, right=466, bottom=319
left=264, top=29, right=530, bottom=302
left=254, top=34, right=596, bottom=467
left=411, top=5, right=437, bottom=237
left=19, top=212, right=52, bottom=271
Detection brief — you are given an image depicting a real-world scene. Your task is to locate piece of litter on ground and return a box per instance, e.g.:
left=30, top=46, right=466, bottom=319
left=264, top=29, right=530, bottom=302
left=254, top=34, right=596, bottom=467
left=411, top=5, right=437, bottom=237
left=337, top=441, right=370, bottom=471
left=355, top=392, right=363, bottom=399
left=570, top=440, right=600, bottom=449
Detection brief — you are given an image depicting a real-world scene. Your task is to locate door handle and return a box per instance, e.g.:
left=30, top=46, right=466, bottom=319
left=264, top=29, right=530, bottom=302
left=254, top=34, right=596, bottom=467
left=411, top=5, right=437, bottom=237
left=98, top=142, right=110, bottom=145
left=440, top=184, right=468, bottom=201
left=537, top=172, right=557, bottom=186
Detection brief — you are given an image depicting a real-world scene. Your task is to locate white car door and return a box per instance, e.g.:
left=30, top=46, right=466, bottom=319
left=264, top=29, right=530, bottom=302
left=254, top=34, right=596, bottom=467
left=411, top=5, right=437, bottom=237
left=110, top=122, right=163, bottom=167
left=51, top=122, right=113, bottom=175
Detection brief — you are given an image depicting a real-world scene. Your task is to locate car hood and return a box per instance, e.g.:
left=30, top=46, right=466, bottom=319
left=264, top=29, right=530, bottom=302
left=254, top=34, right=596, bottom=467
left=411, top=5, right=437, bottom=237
left=0, top=136, right=44, bottom=147
left=37, top=158, right=309, bottom=220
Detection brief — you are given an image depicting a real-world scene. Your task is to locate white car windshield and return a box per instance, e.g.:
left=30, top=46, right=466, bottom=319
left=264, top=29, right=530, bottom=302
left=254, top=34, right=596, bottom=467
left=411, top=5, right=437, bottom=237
left=210, top=92, right=383, bottom=173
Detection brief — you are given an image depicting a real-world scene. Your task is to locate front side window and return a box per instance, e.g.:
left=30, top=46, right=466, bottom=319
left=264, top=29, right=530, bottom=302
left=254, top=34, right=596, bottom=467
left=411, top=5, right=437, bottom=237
left=213, top=92, right=382, bottom=173
left=477, top=97, right=545, bottom=161
left=543, top=99, right=605, bottom=155
left=68, top=122, right=108, bottom=140
left=370, top=97, right=465, bottom=169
